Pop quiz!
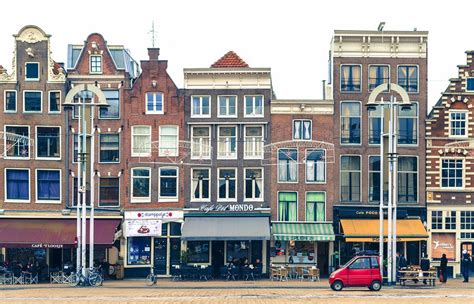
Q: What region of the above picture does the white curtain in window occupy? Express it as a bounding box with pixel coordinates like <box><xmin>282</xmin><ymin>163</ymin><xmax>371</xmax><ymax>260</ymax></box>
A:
<box><xmin>278</xmin><ymin>160</ymin><xmax>287</xmax><ymax>181</ymax></box>
<box><xmin>289</xmin><ymin>160</ymin><xmax>297</xmax><ymax>181</ymax></box>
<box><xmin>316</xmin><ymin>160</ymin><xmax>325</xmax><ymax>182</ymax></box>
<box><xmin>294</xmin><ymin>121</ymin><xmax>301</xmax><ymax>139</ymax></box>
<box><xmin>306</xmin><ymin>160</ymin><xmax>315</xmax><ymax>181</ymax></box>
<box><xmin>303</xmin><ymin>121</ymin><xmax>311</xmax><ymax>139</ymax></box>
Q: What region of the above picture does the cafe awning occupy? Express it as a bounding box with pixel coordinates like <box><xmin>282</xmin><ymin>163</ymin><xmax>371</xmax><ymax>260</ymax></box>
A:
<box><xmin>0</xmin><ymin>218</ymin><xmax>121</xmax><ymax>248</ymax></box>
<box><xmin>341</xmin><ymin>219</ymin><xmax>428</xmax><ymax>242</ymax></box>
<box><xmin>272</xmin><ymin>223</ymin><xmax>335</xmax><ymax>241</ymax></box>
<box><xmin>181</xmin><ymin>217</ymin><xmax>270</xmax><ymax>241</ymax></box>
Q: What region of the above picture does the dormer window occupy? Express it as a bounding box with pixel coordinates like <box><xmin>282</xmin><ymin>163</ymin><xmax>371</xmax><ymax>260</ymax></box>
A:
<box><xmin>90</xmin><ymin>55</ymin><xmax>102</xmax><ymax>74</ymax></box>
<box><xmin>25</xmin><ymin>63</ymin><xmax>39</xmax><ymax>81</ymax></box>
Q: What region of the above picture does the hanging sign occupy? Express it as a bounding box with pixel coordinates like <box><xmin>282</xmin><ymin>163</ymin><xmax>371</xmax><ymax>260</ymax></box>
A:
<box><xmin>124</xmin><ymin>219</ymin><xmax>162</xmax><ymax>237</ymax></box>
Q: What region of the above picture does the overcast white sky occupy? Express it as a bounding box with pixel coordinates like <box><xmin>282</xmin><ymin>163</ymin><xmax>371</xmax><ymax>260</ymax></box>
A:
<box><xmin>1</xmin><ymin>0</ymin><xmax>473</xmax><ymax>110</ymax></box>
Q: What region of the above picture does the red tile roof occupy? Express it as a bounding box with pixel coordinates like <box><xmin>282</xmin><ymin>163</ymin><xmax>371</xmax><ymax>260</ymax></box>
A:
<box><xmin>211</xmin><ymin>51</ymin><xmax>249</xmax><ymax>68</ymax></box>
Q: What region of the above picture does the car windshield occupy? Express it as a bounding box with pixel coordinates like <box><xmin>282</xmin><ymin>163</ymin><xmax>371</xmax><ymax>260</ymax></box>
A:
<box><xmin>342</xmin><ymin>256</ymin><xmax>358</xmax><ymax>268</ymax></box>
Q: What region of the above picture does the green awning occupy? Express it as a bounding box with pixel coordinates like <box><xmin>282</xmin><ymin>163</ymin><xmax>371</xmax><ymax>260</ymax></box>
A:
<box><xmin>272</xmin><ymin>222</ymin><xmax>335</xmax><ymax>241</ymax></box>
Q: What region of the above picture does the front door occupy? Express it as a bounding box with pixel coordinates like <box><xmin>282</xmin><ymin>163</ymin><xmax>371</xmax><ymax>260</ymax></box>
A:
<box><xmin>211</xmin><ymin>241</ymin><xmax>225</xmax><ymax>278</ymax></box>
<box><xmin>153</xmin><ymin>238</ymin><xmax>167</xmax><ymax>275</ymax></box>
<box><xmin>347</xmin><ymin>257</ymin><xmax>372</xmax><ymax>286</ymax></box>
<box><xmin>317</xmin><ymin>242</ymin><xmax>329</xmax><ymax>276</ymax></box>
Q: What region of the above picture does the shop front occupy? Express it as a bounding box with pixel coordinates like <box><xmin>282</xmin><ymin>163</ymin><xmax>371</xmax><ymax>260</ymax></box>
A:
<box><xmin>181</xmin><ymin>212</ymin><xmax>271</xmax><ymax>277</ymax></box>
<box><xmin>270</xmin><ymin>222</ymin><xmax>335</xmax><ymax>276</ymax></box>
<box><xmin>0</xmin><ymin>217</ymin><xmax>121</xmax><ymax>281</ymax></box>
<box><xmin>123</xmin><ymin>210</ymin><xmax>183</xmax><ymax>278</ymax></box>
<box><xmin>333</xmin><ymin>206</ymin><xmax>428</xmax><ymax>266</ymax></box>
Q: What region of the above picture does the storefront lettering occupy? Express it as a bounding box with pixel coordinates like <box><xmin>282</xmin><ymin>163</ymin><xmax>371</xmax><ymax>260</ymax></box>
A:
<box><xmin>125</xmin><ymin>211</ymin><xmax>184</xmax><ymax>220</ymax></box>
<box><xmin>199</xmin><ymin>203</ymin><xmax>254</xmax><ymax>213</ymax></box>
<box><xmin>31</xmin><ymin>243</ymin><xmax>63</xmax><ymax>249</ymax></box>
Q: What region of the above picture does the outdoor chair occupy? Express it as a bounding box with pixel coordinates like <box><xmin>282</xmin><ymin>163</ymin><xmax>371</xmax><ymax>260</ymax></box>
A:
<box><xmin>22</xmin><ymin>272</ymin><xmax>38</xmax><ymax>284</ymax></box>
<box><xmin>219</xmin><ymin>266</ymin><xmax>230</xmax><ymax>280</ymax></box>
<box><xmin>278</xmin><ymin>267</ymin><xmax>289</xmax><ymax>281</ymax></box>
<box><xmin>12</xmin><ymin>268</ymin><xmax>23</xmax><ymax>285</ymax></box>
<box><xmin>198</xmin><ymin>266</ymin><xmax>212</xmax><ymax>281</ymax></box>
<box><xmin>252</xmin><ymin>266</ymin><xmax>262</xmax><ymax>280</ymax></box>
<box><xmin>270</xmin><ymin>268</ymin><xmax>279</xmax><ymax>281</ymax></box>
<box><xmin>50</xmin><ymin>271</ymin><xmax>64</xmax><ymax>284</ymax></box>
<box><xmin>241</xmin><ymin>266</ymin><xmax>254</xmax><ymax>281</ymax></box>
<box><xmin>309</xmin><ymin>267</ymin><xmax>320</xmax><ymax>281</ymax></box>
<box><xmin>0</xmin><ymin>272</ymin><xmax>13</xmax><ymax>285</ymax></box>
<box><xmin>229</xmin><ymin>266</ymin><xmax>239</xmax><ymax>280</ymax></box>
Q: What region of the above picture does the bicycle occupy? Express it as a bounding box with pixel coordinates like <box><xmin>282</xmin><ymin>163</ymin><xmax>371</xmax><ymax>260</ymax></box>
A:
<box><xmin>88</xmin><ymin>266</ymin><xmax>103</xmax><ymax>287</ymax></box>
<box><xmin>146</xmin><ymin>266</ymin><xmax>158</xmax><ymax>286</ymax></box>
<box><xmin>68</xmin><ymin>268</ymin><xmax>87</xmax><ymax>287</ymax></box>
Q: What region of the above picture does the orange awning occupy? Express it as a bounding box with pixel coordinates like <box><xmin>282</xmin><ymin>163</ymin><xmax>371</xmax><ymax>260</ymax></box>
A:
<box><xmin>341</xmin><ymin>219</ymin><xmax>428</xmax><ymax>243</ymax></box>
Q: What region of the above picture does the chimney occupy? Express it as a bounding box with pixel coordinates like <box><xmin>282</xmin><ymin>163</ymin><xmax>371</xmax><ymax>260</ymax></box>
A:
<box><xmin>147</xmin><ymin>48</ymin><xmax>160</xmax><ymax>60</ymax></box>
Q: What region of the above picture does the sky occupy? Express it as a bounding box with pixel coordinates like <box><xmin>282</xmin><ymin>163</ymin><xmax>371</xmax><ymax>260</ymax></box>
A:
<box><xmin>1</xmin><ymin>0</ymin><xmax>473</xmax><ymax>111</ymax></box>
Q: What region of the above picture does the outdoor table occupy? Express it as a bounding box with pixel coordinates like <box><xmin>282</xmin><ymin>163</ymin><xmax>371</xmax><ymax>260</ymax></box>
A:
<box><xmin>398</xmin><ymin>270</ymin><xmax>437</xmax><ymax>286</ymax></box>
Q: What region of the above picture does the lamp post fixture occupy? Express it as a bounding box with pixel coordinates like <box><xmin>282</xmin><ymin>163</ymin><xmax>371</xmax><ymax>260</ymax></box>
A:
<box><xmin>367</xmin><ymin>83</ymin><xmax>411</xmax><ymax>285</ymax></box>
<box><xmin>64</xmin><ymin>84</ymin><xmax>108</xmax><ymax>282</ymax></box>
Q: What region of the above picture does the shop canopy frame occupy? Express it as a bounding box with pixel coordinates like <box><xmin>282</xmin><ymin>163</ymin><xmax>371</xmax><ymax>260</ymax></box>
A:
<box><xmin>272</xmin><ymin>222</ymin><xmax>335</xmax><ymax>241</ymax></box>
<box><xmin>340</xmin><ymin>219</ymin><xmax>428</xmax><ymax>242</ymax></box>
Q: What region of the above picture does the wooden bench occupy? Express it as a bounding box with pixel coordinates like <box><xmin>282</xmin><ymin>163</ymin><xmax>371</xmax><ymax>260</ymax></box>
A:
<box><xmin>398</xmin><ymin>270</ymin><xmax>437</xmax><ymax>287</ymax></box>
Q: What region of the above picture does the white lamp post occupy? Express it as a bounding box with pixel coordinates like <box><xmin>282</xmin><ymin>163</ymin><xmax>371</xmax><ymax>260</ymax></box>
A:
<box><xmin>367</xmin><ymin>83</ymin><xmax>411</xmax><ymax>285</ymax></box>
<box><xmin>64</xmin><ymin>84</ymin><xmax>108</xmax><ymax>282</ymax></box>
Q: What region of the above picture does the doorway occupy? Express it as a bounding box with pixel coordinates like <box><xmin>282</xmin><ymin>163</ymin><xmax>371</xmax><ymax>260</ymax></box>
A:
<box><xmin>317</xmin><ymin>242</ymin><xmax>329</xmax><ymax>276</ymax></box>
<box><xmin>153</xmin><ymin>238</ymin><xmax>167</xmax><ymax>275</ymax></box>
<box><xmin>211</xmin><ymin>241</ymin><xmax>225</xmax><ymax>278</ymax></box>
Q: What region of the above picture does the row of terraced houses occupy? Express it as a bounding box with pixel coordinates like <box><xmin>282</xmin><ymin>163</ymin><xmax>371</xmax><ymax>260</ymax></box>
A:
<box><xmin>0</xmin><ymin>25</ymin><xmax>473</xmax><ymax>280</ymax></box>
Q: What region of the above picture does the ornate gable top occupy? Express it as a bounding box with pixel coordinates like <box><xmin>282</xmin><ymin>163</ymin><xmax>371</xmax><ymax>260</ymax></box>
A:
<box><xmin>211</xmin><ymin>51</ymin><xmax>249</xmax><ymax>68</ymax></box>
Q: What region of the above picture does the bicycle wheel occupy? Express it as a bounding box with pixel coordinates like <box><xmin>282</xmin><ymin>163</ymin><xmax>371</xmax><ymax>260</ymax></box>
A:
<box><xmin>68</xmin><ymin>274</ymin><xmax>79</xmax><ymax>287</ymax></box>
<box><xmin>146</xmin><ymin>274</ymin><xmax>156</xmax><ymax>286</ymax></box>
<box><xmin>89</xmin><ymin>273</ymin><xmax>103</xmax><ymax>287</ymax></box>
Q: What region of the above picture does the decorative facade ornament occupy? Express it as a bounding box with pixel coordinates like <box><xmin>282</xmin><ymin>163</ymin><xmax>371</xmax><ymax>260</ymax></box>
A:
<box><xmin>16</xmin><ymin>27</ymin><xmax>48</xmax><ymax>44</ymax></box>
<box><xmin>48</xmin><ymin>57</ymin><xmax>66</xmax><ymax>82</ymax></box>
<box><xmin>0</xmin><ymin>51</ymin><xmax>17</xmax><ymax>82</ymax></box>
<box><xmin>25</xmin><ymin>47</ymin><xmax>35</xmax><ymax>57</ymax></box>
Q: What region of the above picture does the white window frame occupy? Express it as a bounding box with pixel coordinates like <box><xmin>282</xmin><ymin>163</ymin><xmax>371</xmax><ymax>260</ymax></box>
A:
<box><xmin>4</xmin><ymin>90</ymin><xmax>17</xmax><ymax>113</ymax></box>
<box><xmin>159</xmin><ymin>125</ymin><xmax>179</xmax><ymax>157</ymax></box>
<box><xmin>99</xmin><ymin>90</ymin><xmax>120</xmax><ymax>120</ymax></box>
<box><xmin>146</xmin><ymin>92</ymin><xmax>164</xmax><ymax>114</ymax></box>
<box><xmin>48</xmin><ymin>90</ymin><xmax>61</xmax><ymax>114</ymax></box>
<box><xmin>217</xmin><ymin>168</ymin><xmax>237</xmax><ymax>202</ymax></box>
<box><xmin>440</xmin><ymin>157</ymin><xmax>464</xmax><ymax>189</ymax></box>
<box><xmin>397</xmin><ymin>101</ymin><xmax>419</xmax><ymax>146</ymax></box>
<box><xmin>244</xmin><ymin>168</ymin><xmax>264</xmax><ymax>202</ymax></box>
<box><xmin>217</xmin><ymin>125</ymin><xmax>237</xmax><ymax>159</ymax></box>
<box><xmin>397</xmin><ymin>64</ymin><xmax>419</xmax><ymax>94</ymax></box>
<box><xmin>191</xmin><ymin>126</ymin><xmax>211</xmax><ymax>160</ymax></box>
<box><xmin>131</xmin><ymin>167</ymin><xmax>151</xmax><ymax>203</ymax></box>
<box><xmin>277</xmin><ymin>148</ymin><xmax>298</xmax><ymax>183</ymax></box>
<box><xmin>340</xmin><ymin>154</ymin><xmax>362</xmax><ymax>202</ymax></box>
<box><xmin>244</xmin><ymin>95</ymin><xmax>264</xmax><ymax>117</ymax></box>
<box><xmin>89</xmin><ymin>55</ymin><xmax>102</xmax><ymax>74</ymax></box>
<box><xmin>368</xmin><ymin>154</ymin><xmax>381</xmax><ymax>203</ymax></box>
<box><xmin>339</xmin><ymin>64</ymin><xmax>362</xmax><ymax>93</ymax></box>
<box><xmin>305</xmin><ymin>149</ymin><xmax>326</xmax><ymax>184</ymax></box>
<box><xmin>397</xmin><ymin>155</ymin><xmax>419</xmax><ymax>203</ymax></box>
<box><xmin>340</xmin><ymin>100</ymin><xmax>362</xmax><ymax>146</ymax></box>
<box><xmin>305</xmin><ymin>191</ymin><xmax>326</xmax><ymax>222</ymax></box>
<box><xmin>4</xmin><ymin>168</ymin><xmax>30</xmax><ymax>203</ymax></box>
<box><xmin>25</xmin><ymin>62</ymin><xmax>40</xmax><ymax>81</ymax></box>
<box><xmin>217</xmin><ymin>95</ymin><xmax>238</xmax><ymax>118</ymax></box>
<box><xmin>191</xmin><ymin>95</ymin><xmax>211</xmax><ymax>118</ymax></box>
<box><xmin>99</xmin><ymin>133</ymin><xmax>120</xmax><ymax>163</ymax></box>
<box><xmin>293</xmin><ymin>119</ymin><xmax>312</xmax><ymax>141</ymax></box>
<box><xmin>4</xmin><ymin>125</ymin><xmax>30</xmax><ymax>160</ymax></box>
<box><xmin>243</xmin><ymin>125</ymin><xmax>264</xmax><ymax>159</ymax></box>
<box><xmin>98</xmin><ymin>177</ymin><xmax>121</xmax><ymax>208</ymax></box>
<box><xmin>277</xmin><ymin>191</ymin><xmax>298</xmax><ymax>222</ymax></box>
<box><xmin>158</xmin><ymin>166</ymin><xmax>179</xmax><ymax>202</ymax></box>
<box><xmin>448</xmin><ymin>110</ymin><xmax>468</xmax><ymax>139</ymax></box>
<box><xmin>23</xmin><ymin>90</ymin><xmax>43</xmax><ymax>113</ymax></box>
<box><xmin>131</xmin><ymin>126</ymin><xmax>152</xmax><ymax>157</ymax></box>
<box><xmin>35</xmin><ymin>126</ymin><xmax>61</xmax><ymax>160</ymax></box>
<box><xmin>35</xmin><ymin>168</ymin><xmax>61</xmax><ymax>204</ymax></box>
<box><xmin>191</xmin><ymin>168</ymin><xmax>211</xmax><ymax>202</ymax></box>
<box><xmin>368</xmin><ymin>64</ymin><xmax>390</xmax><ymax>92</ymax></box>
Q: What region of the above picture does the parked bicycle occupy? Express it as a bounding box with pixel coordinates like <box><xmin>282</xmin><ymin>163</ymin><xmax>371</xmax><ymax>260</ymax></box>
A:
<box><xmin>146</xmin><ymin>266</ymin><xmax>158</xmax><ymax>286</ymax></box>
<box><xmin>68</xmin><ymin>266</ymin><xmax>103</xmax><ymax>287</ymax></box>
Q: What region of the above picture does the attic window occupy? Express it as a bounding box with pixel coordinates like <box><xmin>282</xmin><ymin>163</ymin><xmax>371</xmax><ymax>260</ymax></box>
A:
<box><xmin>467</xmin><ymin>78</ymin><xmax>474</xmax><ymax>92</ymax></box>
<box><xmin>25</xmin><ymin>63</ymin><xmax>39</xmax><ymax>80</ymax></box>
<box><xmin>90</xmin><ymin>55</ymin><xmax>102</xmax><ymax>74</ymax></box>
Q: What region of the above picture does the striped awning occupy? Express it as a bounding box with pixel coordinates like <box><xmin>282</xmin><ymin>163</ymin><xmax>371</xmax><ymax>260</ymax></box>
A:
<box><xmin>272</xmin><ymin>223</ymin><xmax>335</xmax><ymax>241</ymax></box>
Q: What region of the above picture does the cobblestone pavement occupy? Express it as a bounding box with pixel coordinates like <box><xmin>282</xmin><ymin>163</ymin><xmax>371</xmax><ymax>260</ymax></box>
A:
<box><xmin>1</xmin><ymin>279</ymin><xmax>473</xmax><ymax>303</ymax></box>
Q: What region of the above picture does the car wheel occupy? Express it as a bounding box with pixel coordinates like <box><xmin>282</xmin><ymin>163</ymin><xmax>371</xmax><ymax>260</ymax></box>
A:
<box><xmin>370</xmin><ymin>280</ymin><xmax>382</xmax><ymax>291</ymax></box>
<box><xmin>331</xmin><ymin>280</ymin><xmax>343</xmax><ymax>291</ymax></box>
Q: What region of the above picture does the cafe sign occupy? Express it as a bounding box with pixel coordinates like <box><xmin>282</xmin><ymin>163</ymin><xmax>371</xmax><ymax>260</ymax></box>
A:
<box><xmin>199</xmin><ymin>203</ymin><xmax>255</xmax><ymax>213</ymax></box>
<box><xmin>31</xmin><ymin>243</ymin><xmax>63</xmax><ymax>249</ymax></box>
<box><xmin>431</xmin><ymin>233</ymin><xmax>456</xmax><ymax>261</ymax></box>
<box><xmin>125</xmin><ymin>211</ymin><xmax>183</xmax><ymax>221</ymax></box>
<box><xmin>124</xmin><ymin>219</ymin><xmax>162</xmax><ymax>237</ymax></box>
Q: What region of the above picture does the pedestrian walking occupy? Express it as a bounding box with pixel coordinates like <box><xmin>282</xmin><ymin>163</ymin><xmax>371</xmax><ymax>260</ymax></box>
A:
<box><xmin>461</xmin><ymin>250</ymin><xmax>471</xmax><ymax>283</ymax></box>
<box><xmin>439</xmin><ymin>253</ymin><xmax>448</xmax><ymax>283</ymax></box>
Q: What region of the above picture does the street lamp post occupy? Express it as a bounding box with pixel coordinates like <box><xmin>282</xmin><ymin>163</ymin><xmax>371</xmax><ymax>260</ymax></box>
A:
<box><xmin>367</xmin><ymin>83</ymin><xmax>411</xmax><ymax>285</ymax></box>
<box><xmin>64</xmin><ymin>84</ymin><xmax>108</xmax><ymax>283</ymax></box>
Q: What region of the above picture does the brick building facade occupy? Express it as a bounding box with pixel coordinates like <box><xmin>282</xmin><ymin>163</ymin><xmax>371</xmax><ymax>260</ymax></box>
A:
<box><xmin>330</xmin><ymin>30</ymin><xmax>429</xmax><ymax>265</ymax></box>
<box><xmin>426</xmin><ymin>50</ymin><xmax>474</xmax><ymax>277</ymax></box>
<box><xmin>269</xmin><ymin>99</ymin><xmax>335</xmax><ymax>275</ymax></box>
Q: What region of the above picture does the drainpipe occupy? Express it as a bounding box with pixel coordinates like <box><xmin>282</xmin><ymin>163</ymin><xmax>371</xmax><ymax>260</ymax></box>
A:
<box><xmin>65</xmin><ymin>107</ymin><xmax>70</xmax><ymax>208</ymax></box>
